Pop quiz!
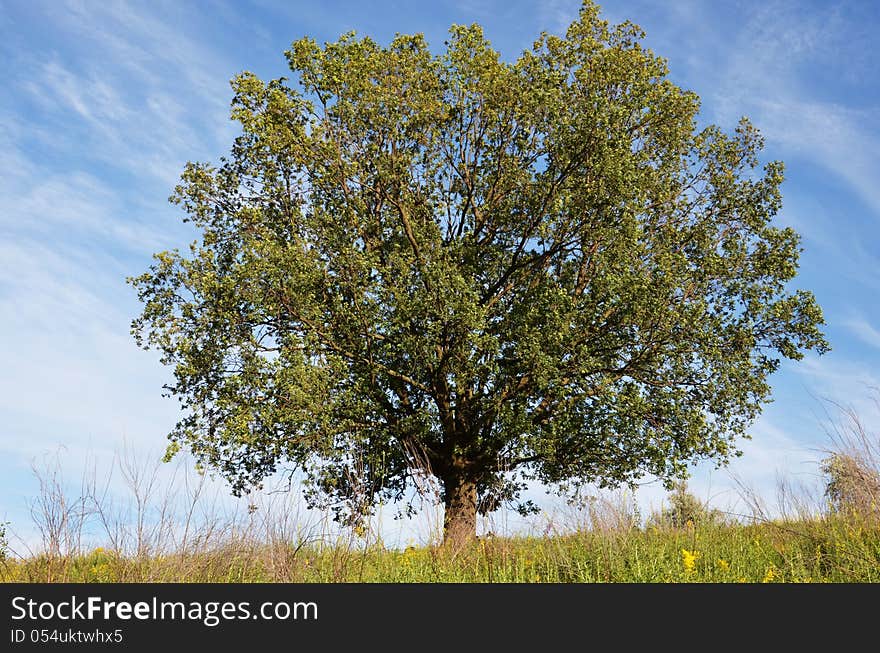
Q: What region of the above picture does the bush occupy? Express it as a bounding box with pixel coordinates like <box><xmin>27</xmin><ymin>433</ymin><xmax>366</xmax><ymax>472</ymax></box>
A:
<box><xmin>821</xmin><ymin>453</ymin><xmax>880</xmax><ymax>519</ymax></box>
<box><xmin>0</xmin><ymin>522</ymin><xmax>8</xmax><ymax>563</ymax></box>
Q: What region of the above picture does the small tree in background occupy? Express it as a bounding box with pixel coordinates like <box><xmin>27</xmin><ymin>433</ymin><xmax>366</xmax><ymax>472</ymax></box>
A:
<box><xmin>131</xmin><ymin>0</ymin><xmax>828</xmax><ymax>544</ymax></box>
<box><xmin>649</xmin><ymin>481</ymin><xmax>722</xmax><ymax>528</ymax></box>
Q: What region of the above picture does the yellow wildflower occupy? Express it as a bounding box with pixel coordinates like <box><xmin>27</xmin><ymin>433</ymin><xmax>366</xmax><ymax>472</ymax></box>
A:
<box><xmin>90</xmin><ymin>562</ymin><xmax>112</xmax><ymax>582</ymax></box>
<box><xmin>717</xmin><ymin>558</ymin><xmax>729</xmax><ymax>571</ymax></box>
<box><xmin>762</xmin><ymin>567</ymin><xmax>777</xmax><ymax>583</ymax></box>
<box><xmin>681</xmin><ymin>549</ymin><xmax>700</xmax><ymax>575</ymax></box>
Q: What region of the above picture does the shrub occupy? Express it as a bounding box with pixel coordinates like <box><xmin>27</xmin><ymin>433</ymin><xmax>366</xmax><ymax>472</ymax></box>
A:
<box><xmin>0</xmin><ymin>522</ymin><xmax>8</xmax><ymax>563</ymax></box>
<box><xmin>821</xmin><ymin>453</ymin><xmax>880</xmax><ymax>518</ymax></box>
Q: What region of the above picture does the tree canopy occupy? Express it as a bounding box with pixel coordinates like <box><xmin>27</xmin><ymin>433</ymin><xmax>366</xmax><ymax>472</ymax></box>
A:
<box><xmin>130</xmin><ymin>1</ymin><xmax>828</xmax><ymax>543</ymax></box>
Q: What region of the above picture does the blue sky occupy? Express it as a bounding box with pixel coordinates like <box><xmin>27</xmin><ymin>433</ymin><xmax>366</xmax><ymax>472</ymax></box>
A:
<box><xmin>2</xmin><ymin>0</ymin><xmax>879</xmax><ymax>545</ymax></box>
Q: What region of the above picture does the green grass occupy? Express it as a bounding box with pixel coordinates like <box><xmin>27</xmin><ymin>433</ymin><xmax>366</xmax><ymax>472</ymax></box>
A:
<box><xmin>4</xmin><ymin>515</ymin><xmax>879</xmax><ymax>583</ymax></box>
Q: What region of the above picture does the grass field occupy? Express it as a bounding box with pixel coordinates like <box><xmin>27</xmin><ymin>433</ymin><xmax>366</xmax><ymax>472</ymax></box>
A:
<box><xmin>3</xmin><ymin>514</ymin><xmax>879</xmax><ymax>583</ymax></box>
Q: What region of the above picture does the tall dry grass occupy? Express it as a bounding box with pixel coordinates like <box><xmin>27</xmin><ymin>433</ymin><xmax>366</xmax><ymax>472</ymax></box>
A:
<box><xmin>3</xmin><ymin>445</ymin><xmax>360</xmax><ymax>582</ymax></box>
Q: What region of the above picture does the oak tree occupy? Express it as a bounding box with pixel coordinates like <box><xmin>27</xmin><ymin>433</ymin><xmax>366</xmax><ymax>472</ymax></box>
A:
<box><xmin>131</xmin><ymin>2</ymin><xmax>828</xmax><ymax>544</ymax></box>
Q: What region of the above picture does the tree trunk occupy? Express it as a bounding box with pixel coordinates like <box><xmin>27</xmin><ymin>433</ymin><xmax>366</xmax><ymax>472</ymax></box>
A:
<box><xmin>443</xmin><ymin>474</ymin><xmax>477</xmax><ymax>546</ymax></box>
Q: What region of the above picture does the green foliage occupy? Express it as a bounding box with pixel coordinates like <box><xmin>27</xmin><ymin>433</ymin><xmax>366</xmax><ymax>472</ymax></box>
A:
<box><xmin>648</xmin><ymin>481</ymin><xmax>723</xmax><ymax>528</ymax></box>
<box><xmin>130</xmin><ymin>0</ymin><xmax>828</xmax><ymax>534</ymax></box>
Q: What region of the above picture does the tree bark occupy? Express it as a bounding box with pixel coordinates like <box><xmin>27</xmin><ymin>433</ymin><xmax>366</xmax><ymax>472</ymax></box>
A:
<box><xmin>443</xmin><ymin>474</ymin><xmax>477</xmax><ymax>546</ymax></box>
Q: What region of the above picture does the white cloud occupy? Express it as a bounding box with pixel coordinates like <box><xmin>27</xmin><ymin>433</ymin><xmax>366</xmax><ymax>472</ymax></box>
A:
<box><xmin>6</xmin><ymin>1</ymin><xmax>241</xmax><ymax>191</ymax></box>
<box><xmin>844</xmin><ymin>317</ymin><xmax>880</xmax><ymax>350</ymax></box>
<box><xmin>33</xmin><ymin>59</ymin><xmax>131</xmax><ymax>124</ymax></box>
<box><xmin>748</xmin><ymin>99</ymin><xmax>880</xmax><ymax>215</ymax></box>
<box><xmin>793</xmin><ymin>355</ymin><xmax>880</xmax><ymax>433</ymax></box>
<box><xmin>0</xmin><ymin>0</ymin><xmax>236</xmax><ymax>541</ymax></box>
<box><xmin>706</xmin><ymin>2</ymin><xmax>880</xmax><ymax>216</ymax></box>
<box><xmin>536</xmin><ymin>0</ymin><xmax>581</xmax><ymax>34</ymax></box>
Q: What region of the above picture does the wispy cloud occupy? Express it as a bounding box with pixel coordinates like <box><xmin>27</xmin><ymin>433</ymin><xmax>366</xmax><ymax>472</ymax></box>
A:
<box><xmin>843</xmin><ymin>317</ymin><xmax>880</xmax><ymax>350</ymax></box>
<box><xmin>535</xmin><ymin>0</ymin><xmax>580</xmax><ymax>34</ymax></box>
<box><xmin>33</xmin><ymin>59</ymin><xmax>131</xmax><ymax>124</ymax></box>
<box><xmin>6</xmin><ymin>1</ymin><xmax>239</xmax><ymax>191</ymax></box>
<box><xmin>709</xmin><ymin>1</ymin><xmax>880</xmax><ymax>216</ymax></box>
<box><xmin>793</xmin><ymin>355</ymin><xmax>880</xmax><ymax>434</ymax></box>
<box><xmin>0</xmin><ymin>0</ymin><xmax>237</xmax><ymax>535</ymax></box>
